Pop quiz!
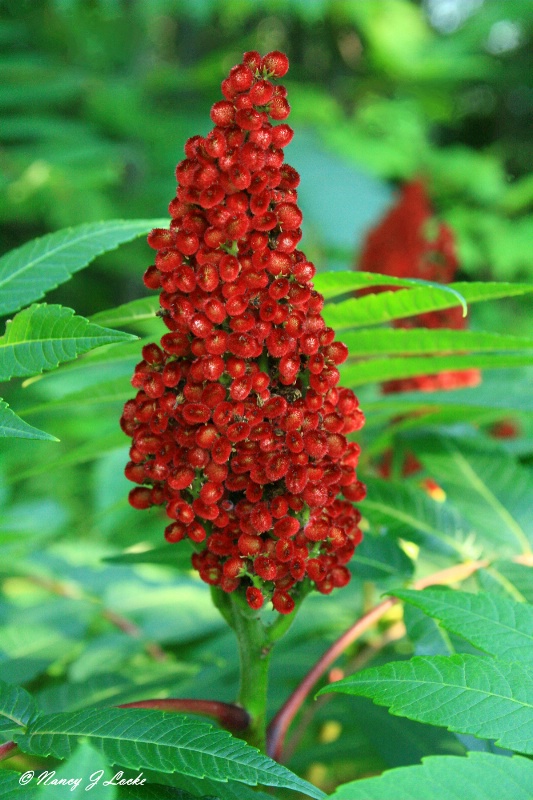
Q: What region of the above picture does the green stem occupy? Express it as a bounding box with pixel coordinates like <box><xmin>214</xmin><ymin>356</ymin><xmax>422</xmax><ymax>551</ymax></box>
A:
<box><xmin>209</xmin><ymin>585</ymin><xmax>310</xmax><ymax>752</ymax></box>
<box><xmin>229</xmin><ymin>593</ymin><xmax>272</xmax><ymax>752</ymax></box>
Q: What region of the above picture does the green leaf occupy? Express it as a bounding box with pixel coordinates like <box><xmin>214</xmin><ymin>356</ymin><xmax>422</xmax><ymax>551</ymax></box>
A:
<box><xmin>403</xmin><ymin>605</ymin><xmax>454</xmax><ymax>657</ymax></box>
<box><xmin>139</xmin><ymin>771</ymin><xmax>274</xmax><ymax>800</ymax></box>
<box><xmin>0</xmin><ymin>772</ymin><xmax>38</xmax><ymax>798</ymax></box>
<box><xmin>117</xmin><ymin>785</ymin><xmax>200</xmax><ymax>800</ymax></box>
<box><xmin>340</xmin><ymin>328</ymin><xmax>533</xmax><ymax>357</ymax></box>
<box><xmin>350</xmin><ymin>533</ymin><xmax>414</xmax><ymax>582</ymax></box>
<box><xmin>409</xmin><ymin>433</ymin><xmax>533</xmax><ymax>556</ymax></box>
<box><xmin>102</xmin><ymin>544</ymin><xmax>194</xmax><ymax>571</ymax></box>
<box><xmin>36</xmin><ymin>669</ymin><xmax>195</xmax><ymax>715</ymax></box>
<box><xmin>330</xmin><ymin>752</ymin><xmax>533</xmax><ymax>800</ymax></box>
<box><xmin>364</xmin><ymin>370</ymin><xmax>533</xmax><ymax>414</ymax></box>
<box><xmin>36</xmin><ymin>742</ymin><xmax>117</xmax><ymax>800</ymax></box>
<box><xmin>20</xmin><ymin>340</ymin><xmax>144</xmax><ymax>398</ymax></box>
<box><xmin>322</xmin><ymin>282</ymin><xmax>533</xmax><ymax>330</ymax></box>
<box><xmin>0</xmin><ymin>219</ymin><xmax>166</xmax><ymax>317</ymax></box>
<box><xmin>318</xmin><ymin>654</ymin><xmax>533</xmax><ymax>755</ymax></box>
<box><xmin>14</xmin><ymin>708</ymin><xmax>325</xmax><ymax>799</ymax></box>
<box><xmin>314</xmin><ymin>271</ymin><xmax>467</xmax><ymax>312</ymax></box>
<box><xmin>341</xmin><ymin>352</ymin><xmax>533</xmax><ymax>387</ymax></box>
<box><xmin>5</xmin><ymin>432</ymin><xmax>126</xmax><ymax>485</ymax></box>
<box><xmin>0</xmin><ymin>305</ymin><xmax>137</xmax><ymax>382</ymax></box>
<box><xmin>0</xmin><ymin>398</ymin><xmax>58</xmax><ymax>441</ymax></box>
<box><xmin>0</xmin><ymin>623</ymin><xmax>82</xmax><ymax>684</ymax></box>
<box><xmin>361</xmin><ymin>476</ymin><xmax>474</xmax><ymax>557</ymax></box>
<box><xmin>393</xmin><ymin>589</ymin><xmax>533</xmax><ymax>666</ymax></box>
<box><xmin>21</xmin><ymin>377</ymin><xmax>134</xmax><ymax>419</ymax></box>
<box><xmin>0</xmin><ymin>680</ymin><xmax>36</xmax><ymax>737</ymax></box>
<box><xmin>90</xmin><ymin>297</ymin><xmax>160</xmax><ymax>330</ymax></box>
<box><xmin>483</xmin><ymin>561</ymin><xmax>533</xmax><ymax>605</ymax></box>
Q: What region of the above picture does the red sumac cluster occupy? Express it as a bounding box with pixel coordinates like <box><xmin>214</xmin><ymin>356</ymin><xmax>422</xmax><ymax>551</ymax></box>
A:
<box><xmin>121</xmin><ymin>51</ymin><xmax>365</xmax><ymax>613</ymax></box>
<box><xmin>358</xmin><ymin>179</ymin><xmax>481</xmax><ymax>393</ymax></box>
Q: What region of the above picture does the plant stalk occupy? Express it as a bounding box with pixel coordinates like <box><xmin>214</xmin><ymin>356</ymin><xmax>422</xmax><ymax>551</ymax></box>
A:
<box><xmin>267</xmin><ymin>557</ymin><xmax>492</xmax><ymax>761</ymax></box>
<box><xmin>229</xmin><ymin>593</ymin><xmax>272</xmax><ymax>752</ymax></box>
<box><xmin>209</xmin><ymin>585</ymin><xmax>307</xmax><ymax>752</ymax></box>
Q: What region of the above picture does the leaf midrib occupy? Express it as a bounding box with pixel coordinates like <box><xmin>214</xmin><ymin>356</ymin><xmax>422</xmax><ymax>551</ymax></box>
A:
<box><xmin>0</xmin><ymin>334</ymin><xmax>125</xmax><ymax>350</ymax></box>
<box><xmin>351</xmin><ymin>674</ymin><xmax>533</xmax><ymax>711</ymax></box>
<box><xmin>1</xmin><ymin>708</ymin><xmax>31</xmax><ymax>729</ymax></box>
<box><xmin>23</xmin><ymin>715</ymin><xmax>294</xmax><ymax>776</ymax></box>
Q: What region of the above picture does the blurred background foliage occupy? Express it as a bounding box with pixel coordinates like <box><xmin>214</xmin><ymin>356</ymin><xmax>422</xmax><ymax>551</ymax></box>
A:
<box><xmin>2</xmin><ymin>0</ymin><xmax>533</xmax><ymax>300</ymax></box>
<box><xmin>1</xmin><ymin>0</ymin><xmax>533</xmax><ymax>791</ymax></box>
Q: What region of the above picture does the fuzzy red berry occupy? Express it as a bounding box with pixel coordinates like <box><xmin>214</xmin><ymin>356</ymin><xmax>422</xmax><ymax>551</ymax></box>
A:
<box><xmin>261</xmin><ymin>51</ymin><xmax>290</xmax><ymax>78</ymax></box>
<box><xmin>246</xmin><ymin>586</ymin><xmax>264</xmax><ymax>610</ymax></box>
<box><xmin>272</xmin><ymin>590</ymin><xmax>295</xmax><ymax>614</ymax></box>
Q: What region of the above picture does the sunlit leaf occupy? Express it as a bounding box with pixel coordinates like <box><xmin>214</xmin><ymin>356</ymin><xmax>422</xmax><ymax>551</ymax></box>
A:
<box><xmin>90</xmin><ymin>298</ymin><xmax>160</xmax><ymax>330</ymax></box>
<box><xmin>340</xmin><ymin>328</ymin><xmax>533</xmax><ymax>357</ymax></box>
<box><xmin>319</xmin><ymin>654</ymin><xmax>533</xmax><ymax>754</ymax></box>
<box><xmin>323</xmin><ymin>282</ymin><xmax>533</xmax><ymax>330</ymax></box>
<box><xmin>341</xmin><ymin>352</ymin><xmax>533</xmax><ymax>387</ymax></box>
<box><xmin>314</xmin><ymin>271</ymin><xmax>467</xmax><ymax>311</ymax></box>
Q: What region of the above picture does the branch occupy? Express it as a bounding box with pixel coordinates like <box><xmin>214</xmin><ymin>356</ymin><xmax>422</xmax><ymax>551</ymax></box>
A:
<box><xmin>118</xmin><ymin>698</ymin><xmax>250</xmax><ymax>733</ymax></box>
<box><xmin>266</xmin><ymin>557</ymin><xmax>490</xmax><ymax>760</ymax></box>
<box><xmin>282</xmin><ymin>620</ymin><xmax>406</xmax><ymax>763</ymax></box>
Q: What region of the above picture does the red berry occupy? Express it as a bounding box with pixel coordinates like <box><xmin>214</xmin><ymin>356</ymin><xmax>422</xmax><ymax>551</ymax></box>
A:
<box><xmin>210</xmin><ymin>100</ymin><xmax>235</xmax><ymax>127</ymax></box>
<box><xmin>128</xmin><ymin>487</ymin><xmax>152</xmax><ymax>510</ymax></box>
<box><xmin>273</xmin><ymin>517</ymin><xmax>300</xmax><ymax>538</ymax></box>
<box><xmin>164</xmin><ymin>522</ymin><xmax>187</xmax><ymax>543</ymax></box>
<box><xmin>261</xmin><ymin>51</ymin><xmax>289</xmax><ymax>78</ymax></box>
<box><xmin>254</xmin><ymin>556</ymin><xmax>277</xmax><ymax>581</ymax></box>
<box><xmin>228</xmin><ymin>64</ymin><xmax>254</xmax><ymax>92</ymax></box>
<box><xmin>272</xmin><ymin>590</ymin><xmax>294</xmax><ymax>614</ymax></box>
<box><xmin>246</xmin><ymin>586</ymin><xmax>264</xmax><ymax>610</ymax></box>
<box><xmin>269</xmin><ymin>96</ymin><xmax>290</xmax><ymax>120</ymax></box>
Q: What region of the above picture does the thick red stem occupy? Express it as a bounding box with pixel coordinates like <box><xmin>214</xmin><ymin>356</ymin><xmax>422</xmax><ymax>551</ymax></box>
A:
<box><xmin>0</xmin><ymin>741</ymin><xmax>17</xmax><ymax>762</ymax></box>
<box><xmin>266</xmin><ymin>558</ymin><xmax>490</xmax><ymax>760</ymax></box>
<box><xmin>118</xmin><ymin>698</ymin><xmax>250</xmax><ymax>732</ymax></box>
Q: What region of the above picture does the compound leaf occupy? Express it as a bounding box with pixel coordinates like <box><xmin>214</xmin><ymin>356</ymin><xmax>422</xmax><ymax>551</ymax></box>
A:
<box><xmin>330</xmin><ymin>752</ymin><xmax>533</xmax><ymax>800</ymax></box>
<box><xmin>14</xmin><ymin>708</ymin><xmax>325</xmax><ymax>799</ymax></box>
<box><xmin>394</xmin><ymin>589</ymin><xmax>533</xmax><ymax>666</ymax></box>
<box><xmin>0</xmin><ymin>219</ymin><xmax>166</xmax><ymax>317</ymax></box>
<box><xmin>0</xmin><ymin>304</ymin><xmax>136</xmax><ymax>381</ymax></box>
<box><xmin>318</xmin><ymin>654</ymin><xmax>533</xmax><ymax>755</ymax></box>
